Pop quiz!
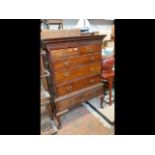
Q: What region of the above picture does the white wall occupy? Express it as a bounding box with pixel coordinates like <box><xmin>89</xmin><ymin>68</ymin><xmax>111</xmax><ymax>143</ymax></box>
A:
<box><xmin>44</xmin><ymin>19</ymin><xmax>114</xmax><ymax>33</ymax></box>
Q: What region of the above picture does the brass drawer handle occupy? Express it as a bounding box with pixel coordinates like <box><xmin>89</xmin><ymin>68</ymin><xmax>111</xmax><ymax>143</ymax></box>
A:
<box><xmin>88</xmin><ymin>48</ymin><xmax>94</xmax><ymax>53</ymax></box>
<box><xmin>89</xmin><ymin>79</ymin><xmax>95</xmax><ymax>83</ymax></box>
<box><xmin>68</xmin><ymin>48</ymin><xmax>79</xmax><ymax>52</ymax></box>
<box><xmin>74</xmin><ymin>48</ymin><xmax>79</xmax><ymax>51</ymax></box>
<box><xmin>64</xmin><ymin>72</ymin><xmax>70</xmax><ymax>77</ymax></box>
<box><xmin>66</xmin><ymin>86</ymin><xmax>72</xmax><ymax>91</ymax></box>
<box><xmin>90</xmin><ymin>56</ymin><xmax>94</xmax><ymax>61</ymax></box>
<box><xmin>62</xmin><ymin>52</ymin><xmax>68</xmax><ymax>57</ymax></box>
<box><xmin>73</xmin><ymin>48</ymin><xmax>80</xmax><ymax>56</ymax></box>
<box><xmin>68</xmin><ymin>99</ymin><xmax>74</xmax><ymax>104</ymax></box>
<box><xmin>64</xmin><ymin>61</ymin><xmax>69</xmax><ymax>66</ymax></box>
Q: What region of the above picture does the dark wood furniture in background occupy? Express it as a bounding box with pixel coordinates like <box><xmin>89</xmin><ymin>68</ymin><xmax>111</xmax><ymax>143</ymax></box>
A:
<box><xmin>41</xmin><ymin>51</ymin><xmax>57</xmax><ymax>134</ymax></box>
<box><xmin>101</xmin><ymin>56</ymin><xmax>114</xmax><ymax>108</ymax></box>
<box><xmin>41</xmin><ymin>35</ymin><xmax>106</xmax><ymax>129</ymax></box>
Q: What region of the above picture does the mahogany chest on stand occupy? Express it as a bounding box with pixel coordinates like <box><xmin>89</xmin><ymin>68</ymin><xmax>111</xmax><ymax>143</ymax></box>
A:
<box><xmin>41</xmin><ymin>35</ymin><xmax>106</xmax><ymax>129</ymax></box>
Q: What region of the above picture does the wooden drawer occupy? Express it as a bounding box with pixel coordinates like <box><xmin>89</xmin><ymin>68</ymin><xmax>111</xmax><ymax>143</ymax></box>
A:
<box><xmin>56</xmin><ymin>84</ymin><xmax>103</xmax><ymax>112</ymax></box>
<box><xmin>50</xmin><ymin>44</ymin><xmax>101</xmax><ymax>61</ymax></box>
<box><xmin>56</xmin><ymin>75</ymin><xmax>101</xmax><ymax>96</ymax></box>
<box><xmin>54</xmin><ymin>62</ymin><xmax>101</xmax><ymax>84</ymax></box>
<box><xmin>53</xmin><ymin>53</ymin><xmax>101</xmax><ymax>71</ymax></box>
<box><xmin>50</xmin><ymin>47</ymin><xmax>80</xmax><ymax>61</ymax></box>
<box><xmin>79</xmin><ymin>43</ymin><xmax>101</xmax><ymax>55</ymax></box>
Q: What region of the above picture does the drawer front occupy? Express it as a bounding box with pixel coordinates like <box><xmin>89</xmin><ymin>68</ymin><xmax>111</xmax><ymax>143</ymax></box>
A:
<box><xmin>50</xmin><ymin>47</ymin><xmax>80</xmax><ymax>61</ymax></box>
<box><xmin>56</xmin><ymin>95</ymin><xmax>83</xmax><ymax>112</ymax></box>
<box><xmin>50</xmin><ymin>44</ymin><xmax>101</xmax><ymax>61</ymax></box>
<box><xmin>53</xmin><ymin>53</ymin><xmax>101</xmax><ymax>71</ymax></box>
<box><xmin>80</xmin><ymin>43</ymin><xmax>101</xmax><ymax>55</ymax></box>
<box><xmin>56</xmin><ymin>84</ymin><xmax>103</xmax><ymax>112</ymax></box>
<box><xmin>56</xmin><ymin>75</ymin><xmax>101</xmax><ymax>96</ymax></box>
<box><xmin>54</xmin><ymin>62</ymin><xmax>101</xmax><ymax>84</ymax></box>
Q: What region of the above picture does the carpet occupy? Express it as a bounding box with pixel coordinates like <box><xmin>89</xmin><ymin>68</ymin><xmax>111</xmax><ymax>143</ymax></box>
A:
<box><xmin>87</xmin><ymin>96</ymin><xmax>115</xmax><ymax>125</ymax></box>
<box><xmin>56</xmin><ymin>104</ymin><xmax>113</xmax><ymax>135</ymax></box>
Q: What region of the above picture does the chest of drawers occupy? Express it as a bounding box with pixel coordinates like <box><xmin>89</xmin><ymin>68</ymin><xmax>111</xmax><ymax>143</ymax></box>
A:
<box><xmin>41</xmin><ymin>35</ymin><xmax>106</xmax><ymax>129</ymax></box>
